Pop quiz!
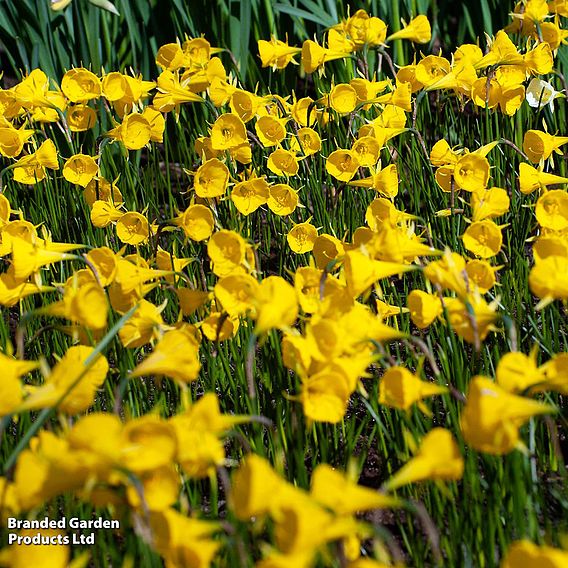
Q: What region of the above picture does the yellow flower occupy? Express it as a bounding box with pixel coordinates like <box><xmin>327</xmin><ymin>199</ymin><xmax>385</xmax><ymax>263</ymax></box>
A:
<box><xmin>414</xmin><ymin>55</ymin><xmax>451</xmax><ymax>87</ymax></box>
<box><xmin>0</xmin><ymin>529</ymin><xmax>70</xmax><ymax>567</ymax></box>
<box><xmin>253</xmin><ymin>276</ymin><xmax>298</xmax><ymax>333</ymax></box>
<box><xmin>326</xmin><ymin>149</ymin><xmax>360</xmax><ymax>182</ymax></box>
<box><xmin>90</xmin><ymin>200</ymin><xmax>124</xmax><ymax>228</ymax></box>
<box><xmin>453</xmin><ymin>153</ymin><xmax>490</xmax><ymax>192</ymax></box>
<box><xmin>301</xmin><ymin>367</ymin><xmax>352</xmax><ymax>423</ymax></box>
<box><xmin>231</xmin><ymin>177</ymin><xmax>270</xmax><ymax>215</ymax></box>
<box><xmin>178</xmin><ymin>203</ymin><xmax>214</xmax><ymax>241</ymax></box>
<box><xmin>519</xmin><ymin>162</ymin><xmax>568</xmax><ymax>194</ymax></box>
<box><xmin>529</xmin><ymin>255</ymin><xmax>568</xmax><ymax>301</ymax></box>
<box><xmin>200</xmin><ymin>311</ymin><xmax>239</xmax><ymax>341</ymax></box>
<box><xmin>474</xmin><ymin>30</ymin><xmax>524</xmax><ymax>69</ymax></box>
<box><xmin>10</xmin><ymin>236</ymin><xmax>80</xmax><ymax>280</ymax></box>
<box><xmin>462</xmin><ymin>220</ymin><xmax>503</xmax><ymax>258</ymax></box>
<box><xmin>349</xmin><ymin>163</ymin><xmax>399</xmax><ymax>197</ymax></box>
<box><xmin>329</xmin><ymin>83</ymin><xmax>358</xmax><ymax>113</ymax></box>
<box><xmin>535</xmin><ymin>189</ymin><xmax>568</xmax><ymax>230</ymax></box>
<box><xmin>107</xmin><ymin>113</ymin><xmax>152</xmax><ymax>150</ymax></box>
<box><xmin>255</xmin><ymin>115</ymin><xmax>288</xmax><ymax>147</ymax></box>
<box><xmin>351</xmin><ymin>136</ymin><xmax>381</xmax><ymax>167</ymax></box>
<box><xmin>311</xmin><ymin>464</ymin><xmax>399</xmax><ymax>514</ymax></box>
<box><xmin>496</xmin><ymin>350</ymin><xmax>545</xmax><ymax>393</ymax></box>
<box><xmin>12</xmin><ymin>139</ymin><xmax>59</xmax><ymax>185</ymax></box>
<box><xmin>343</xmin><ymin>249</ymin><xmax>415</xmax><ymax>298</ymax></box>
<box><xmin>258</xmin><ymin>37</ymin><xmax>301</xmax><ymax>70</ymax></box>
<box><xmin>193</xmin><ymin>157</ymin><xmax>229</xmax><ymax>198</ymax></box>
<box><xmin>523</xmin><ymin>42</ymin><xmax>554</xmax><ymax>75</ymax></box>
<box><xmin>61</xmin><ymin>67</ymin><xmax>101</xmax><ymax>102</ymax></box>
<box><xmin>66</xmin><ymin>103</ymin><xmax>97</xmax><ymax>131</ymax></box>
<box><xmin>45</xmin><ymin>276</ymin><xmax>108</xmax><ymax>331</ymax></box>
<box><xmin>287</xmin><ymin>220</ymin><xmax>318</xmax><ymax>253</ymax></box>
<box><xmin>501</xmin><ymin>540</ymin><xmax>568</xmax><ymax>568</ymax></box>
<box><xmin>387</xmin><ymin>15</ymin><xmax>432</xmax><ymax>44</ymax></box>
<box><xmin>461</xmin><ymin>376</ymin><xmax>555</xmax><ymax>454</ymax></box>
<box><xmin>312</xmin><ymin>234</ymin><xmax>344</xmax><ymax>269</ymax></box>
<box><xmin>231</xmin><ymin>454</ymin><xmax>287</xmax><ymax>520</ymax></box>
<box><xmin>214</xmin><ymin>273</ymin><xmax>260</xmax><ymax>317</ymax></box>
<box><xmin>19</xmin><ymin>345</ymin><xmax>109</xmax><ymax>414</ymax></box>
<box><xmin>152</xmin><ymin>70</ymin><xmax>204</xmax><ymax>112</ymax></box>
<box><xmin>210</xmin><ymin>113</ymin><xmax>247</xmax><ymax>150</ymax></box>
<box><xmin>471</xmin><ymin>186</ymin><xmax>510</xmax><ymax>220</ymax></box>
<box><xmin>116</xmin><ymin>212</ymin><xmax>150</xmax><ymax>245</ymax></box>
<box><xmin>62</xmin><ymin>153</ymin><xmax>98</xmax><ymax>187</ymax></box>
<box><xmin>383</xmin><ymin>428</ymin><xmax>464</xmax><ymax>490</ymax></box>
<box><xmin>84</xmin><ymin>176</ymin><xmax>123</xmax><ymax>207</ymax></box>
<box><xmin>290</xmin><ymin>126</ymin><xmax>321</xmax><ymax>156</ymax></box>
<box><xmin>301</xmin><ymin>40</ymin><xmax>350</xmax><ymax>73</ymax></box>
<box><xmin>267</xmin><ymin>148</ymin><xmax>300</xmax><ymax>176</ymax></box>
<box><xmin>207</xmin><ymin>229</ymin><xmax>247</xmax><ymax>276</ymax></box>
<box><xmin>407</xmin><ymin>290</ymin><xmax>443</xmax><ymax>328</ymax></box>
<box><xmin>465</xmin><ymin>259</ymin><xmax>499</xmax><ymax>292</ymax></box>
<box><xmin>523</xmin><ymin>130</ymin><xmax>568</xmax><ymax>163</ymax></box>
<box><xmin>445</xmin><ymin>294</ymin><xmax>498</xmax><ymax>344</ymax></box>
<box><xmin>267</xmin><ymin>183</ymin><xmax>299</xmax><ymax>216</ymax></box>
<box><xmin>130</xmin><ymin>327</ymin><xmax>201</xmax><ymax>384</ymax></box>
<box><xmin>118</xmin><ymin>299</ymin><xmax>165</xmax><ymax>348</ymax></box>
<box><xmin>379</xmin><ymin>366</ymin><xmax>447</xmax><ymax>413</ymax></box>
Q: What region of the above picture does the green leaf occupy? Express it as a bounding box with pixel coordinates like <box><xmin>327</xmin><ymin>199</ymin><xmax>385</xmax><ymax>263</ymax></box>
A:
<box><xmin>273</xmin><ymin>2</ymin><xmax>336</xmax><ymax>28</ymax></box>
<box><xmin>239</xmin><ymin>0</ymin><xmax>252</xmax><ymax>81</ymax></box>
<box><xmin>88</xmin><ymin>0</ymin><xmax>120</xmax><ymax>16</ymax></box>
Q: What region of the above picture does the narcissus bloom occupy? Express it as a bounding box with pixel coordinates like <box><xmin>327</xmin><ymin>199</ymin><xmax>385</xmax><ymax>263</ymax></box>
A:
<box><xmin>453</xmin><ymin>153</ymin><xmax>490</xmax><ymax>192</ymax></box>
<box><xmin>255</xmin><ymin>115</ymin><xmax>288</xmax><ymax>147</ymax></box>
<box><xmin>471</xmin><ymin>186</ymin><xmax>510</xmax><ymax>221</ymax></box>
<box><xmin>383</xmin><ymin>428</ymin><xmax>463</xmax><ymax>490</ymax></box>
<box><xmin>116</xmin><ymin>212</ymin><xmax>150</xmax><ymax>245</ymax></box>
<box><xmin>287</xmin><ymin>221</ymin><xmax>318</xmax><ymax>253</ymax></box>
<box><xmin>258</xmin><ymin>37</ymin><xmax>302</xmax><ymax>70</ymax></box>
<box><xmin>407</xmin><ymin>290</ymin><xmax>443</xmax><ymax>329</ymax></box>
<box><xmin>462</xmin><ymin>220</ymin><xmax>503</xmax><ymax>258</ymax></box>
<box><xmin>253</xmin><ymin>276</ymin><xmax>298</xmax><ymax>333</ymax></box>
<box><xmin>267</xmin><ymin>184</ymin><xmax>299</xmax><ymax>216</ymax></box>
<box><xmin>193</xmin><ymin>157</ymin><xmax>229</xmax><ymax>198</ymax></box>
<box><xmin>387</xmin><ymin>15</ymin><xmax>431</xmax><ymax>44</ymax></box>
<box><xmin>501</xmin><ymin>540</ymin><xmax>568</xmax><ymax>568</ymax></box>
<box><xmin>311</xmin><ymin>464</ymin><xmax>399</xmax><ymax>514</ymax></box>
<box><xmin>130</xmin><ymin>328</ymin><xmax>201</xmax><ymax>384</ymax></box>
<box><xmin>529</xmin><ymin>255</ymin><xmax>568</xmax><ymax>301</ymax></box>
<box><xmin>496</xmin><ymin>350</ymin><xmax>545</xmax><ymax>393</ymax></box>
<box><xmin>19</xmin><ymin>346</ymin><xmax>109</xmax><ymax>414</ymax></box>
<box><xmin>445</xmin><ymin>295</ymin><xmax>498</xmax><ymax>344</ymax></box>
<box><xmin>178</xmin><ymin>203</ymin><xmax>214</xmax><ymax>241</ymax></box>
<box><xmin>231</xmin><ymin>177</ymin><xmax>270</xmax><ymax>215</ymax></box>
<box><xmin>107</xmin><ymin>113</ymin><xmax>152</xmax><ymax>150</ymax></box>
<box><xmin>118</xmin><ymin>299</ymin><xmax>165</xmax><ymax>347</ymax></box>
<box><xmin>214</xmin><ymin>273</ymin><xmax>260</xmax><ymax>317</ymax></box>
<box><xmin>210</xmin><ymin>113</ymin><xmax>247</xmax><ymax>150</ymax></box>
<box><xmin>326</xmin><ymin>149</ymin><xmax>360</xmax><ymax>182</ymax></box>
<box><xmin>519</xmin><ymin>162</ymin><xmax>568</xmax><ymax>194</ymax></box>
<box><xmin>379</xmin><ymin>366</ymin><xmax>447</xmax><ymax>413</ymax></box>
<box><xmin>301</xmin><ymin>40</ymin><xmax>350</xmax><ymax>73</ymax></box>
<box><xmin>267</xmin><ymin>149</ymin><xmax>300</xmax><ymax>176</ymax></box>
<box><xmin>535</xmin><ymin>190</ymin><xmax>568</xmax><ymax>230</ymax></box>
<box><xmin>461</xmin><ymin>376</ymin><xmax>554</xmax><ymax>454</ymax></box>
<box><xmin>61</xmin><ymin>67</ymin><xmax>101</xmax><ymax>102</ymax></box>
<box><xmin>290</xmin><ymin>127</ymin><xmax>321</xmax><ymax>156</ymax></box>
<box><xmin>207</xmin><ymin>229</ymin><xmax>247</xmax><ymax>276</ymax></box>
<box><xmin>523</xmin><ymin>130</ymin><xmax>568</xmax><ymax>163</ymax></box>
<box><xmin>62</xmin><ymin>153</ymin><xmax>98</xmax><ymax>187</ymax></box>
